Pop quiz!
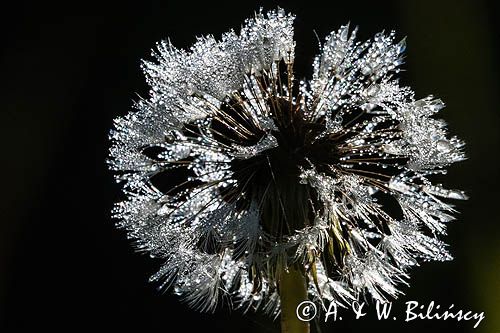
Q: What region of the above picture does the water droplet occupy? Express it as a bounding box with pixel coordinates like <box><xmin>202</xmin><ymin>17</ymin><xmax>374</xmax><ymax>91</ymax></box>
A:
<box><xmin>436</xmin><ymin>140</ymin><xmax>453</xmax><ymax>153</ymax></box>
<box><xmin>429</xmin><ymin>99</ymin><xmax>445</xmax><ymax>112</ymax></box>
<box><xmin>447</xmin><ymin>190</ymin><xmax>468</xmax><ymax>200</ymax></box>
<box><xmin>165</xmin><ymin>134</ymin><xmax>175</xmax><ymax>144</ymax></box>
<box><xmin>340</xmin><ymin>25</ymin><xmax>349</xmax><ymax>41</ymax></box>
<box><xmin>361</xmin><ymin>103</ymin><xmax>376</xmax><ymax>111</ymax></box>
<box><xmin>397</xmin><ymin>38</ymin><xmax>407</xmax><ymax>53</ymax></box>
<box><xmin>361</xmin><ymin>65</ymin><xmax>372</xmax><ymax>76</ymax></box>
<box><xmin>414</xmin><ymin>100</ymin><xmax>426</xmax><ymax>108</ymax></box>
<box><xmin>366</xmin><ymin>84</ymin><xmax>380</xmax><ymax>97</ymax></box>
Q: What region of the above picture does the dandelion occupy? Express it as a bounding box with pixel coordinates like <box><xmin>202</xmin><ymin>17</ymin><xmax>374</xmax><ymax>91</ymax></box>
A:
<box><xmin>109</xmin><ymin>8</ymin><xmax>466</xmax><ymax>333</ymax></box>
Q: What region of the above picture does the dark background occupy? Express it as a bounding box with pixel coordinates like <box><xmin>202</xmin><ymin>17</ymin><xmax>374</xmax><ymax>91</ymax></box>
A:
<box><xmin>1</xmin><ymin>1</ymin><xmax>498</xmax><ymax>332</ymax></box>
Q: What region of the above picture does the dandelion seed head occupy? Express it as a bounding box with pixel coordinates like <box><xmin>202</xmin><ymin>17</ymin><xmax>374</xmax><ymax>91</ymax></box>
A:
<box><xmin>109</xmin><ymin>9</ymin><xmax>466</xmax><ymax>314</ymax></box>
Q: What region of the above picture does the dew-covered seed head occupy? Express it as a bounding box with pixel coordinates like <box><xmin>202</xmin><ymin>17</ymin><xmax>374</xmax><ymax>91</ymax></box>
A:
<box><xmin>109</xmin><ymin>8</ymin><xmax>466</xmax><ymax>314</ymax></box>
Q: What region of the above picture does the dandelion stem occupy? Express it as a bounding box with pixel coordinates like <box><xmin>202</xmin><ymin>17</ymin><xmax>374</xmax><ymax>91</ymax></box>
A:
<box><xmin>279</xmin><ymin>265</ymin><xmax>310</xmax><ymax>333</ymax></box>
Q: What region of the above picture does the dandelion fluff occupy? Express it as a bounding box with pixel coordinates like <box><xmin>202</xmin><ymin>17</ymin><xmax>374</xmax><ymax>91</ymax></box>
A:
<box><xmin>108</xmin><ymin>9</ymin><xmax>466</xmax><ymax>315</ymax></box>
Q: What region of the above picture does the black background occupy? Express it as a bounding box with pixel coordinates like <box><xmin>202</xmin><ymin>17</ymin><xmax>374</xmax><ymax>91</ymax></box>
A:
<box><xmin>1</xmin><ymin>1</ymin><xmax>499</xmax><ymax>332</ymax></box>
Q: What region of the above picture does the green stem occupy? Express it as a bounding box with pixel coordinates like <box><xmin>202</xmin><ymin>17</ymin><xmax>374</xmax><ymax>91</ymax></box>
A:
<box><xmin>279</xmin><ymin>265</ymin><xmax>310</xmax><ymax>333</ymax></box>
